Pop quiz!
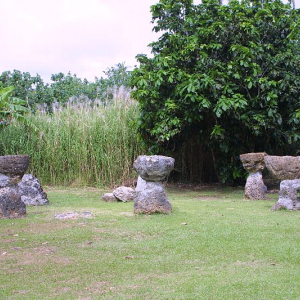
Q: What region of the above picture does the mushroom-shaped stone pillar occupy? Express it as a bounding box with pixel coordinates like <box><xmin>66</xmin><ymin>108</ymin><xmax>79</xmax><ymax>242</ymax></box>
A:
<box><xmin>0</xmin><ymin>155</ymin><xmax>29</xmax><ymax>218</ymax></box>
<box><xmin>265</xmin><ymin>155</ymin><xmax>300</xmax><ymax>210</ymax></box>
<box><xmin>240</xmin><ymin>152</ymin><xmax>267</xmax><ymax>200</ymax></box>
<box><xmin>133</xmin><ymin>155</ymin><xmax>174</xmax><ymax>214</ymax></box>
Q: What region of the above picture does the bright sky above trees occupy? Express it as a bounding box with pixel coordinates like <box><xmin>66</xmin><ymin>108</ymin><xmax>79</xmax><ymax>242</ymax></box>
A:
<box><xmin>1</xmin><ymin>0</ymin><xmax>299</xmax><ymax>82</ymax></box>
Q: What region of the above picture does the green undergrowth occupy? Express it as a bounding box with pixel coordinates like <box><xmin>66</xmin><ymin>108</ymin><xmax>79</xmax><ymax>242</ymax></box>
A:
<box><xmin>0</xmin><ymin>187</ymin><xmax>300</xmax><ymax>299</ymax></box>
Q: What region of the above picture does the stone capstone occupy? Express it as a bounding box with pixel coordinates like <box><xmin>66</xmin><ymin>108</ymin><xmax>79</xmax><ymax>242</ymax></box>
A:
<box><xmin>271</xmin><ymin>179</ymin><xmax>300</xmax><ymax>210</ymax></box>
<box><xmin>133</xmin><ymin>155</ymin><xmax>175</xmax><ymax>182</ymax></box>
<box><xmin>18</xmin><ymin>174</ymin><xmax>49</xmax><ymax>206</ymax></box>
<box><xmin>0</xmin><ymin>155</ymin><xmax>30</xmax><ymax>178</ymax></box>
<box><xmin>264</xmin><ymin>156</ymin><xmax>300</xmax><ymax>180</ymax></box>
<box><xmin>240</xmin><ymin>152</ymin><xmax>267</xmax><ymax>173</ymax></box>
<box><xmin>0</xmin><ymin>187</ymin><xmax>26</xmax><ymax>218</ymax></box>
<box><xmin>113</xmin><ymin>186</ymin><xmax>134</xmax><ymax>202</ymax></box>
<box><xmin>102</xmin><ymin>192</ymin><xmax>117</xmax><ymax>202</ymax></box>
<box><xmin>133</xmin><ymin>176</ymin><xmax>172</xmax><ymax>214</ymax></box>
<box><xmin>244</xmin><ymin>171</ymin><xmax>267</xmax><ymax>200</ymax></box>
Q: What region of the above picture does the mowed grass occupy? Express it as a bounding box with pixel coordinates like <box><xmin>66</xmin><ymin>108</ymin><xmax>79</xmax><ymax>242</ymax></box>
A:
<box><xmin>1</xmin><ymin>186</ymin><xmax>300</xmax><ymax>299</ymax></box>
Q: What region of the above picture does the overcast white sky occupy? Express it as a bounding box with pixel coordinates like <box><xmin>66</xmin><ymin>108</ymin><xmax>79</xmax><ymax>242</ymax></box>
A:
<box><xmin>1</xmin><ymin>0</ymin><xmax>299</xmax><ymax>83</ymax></box>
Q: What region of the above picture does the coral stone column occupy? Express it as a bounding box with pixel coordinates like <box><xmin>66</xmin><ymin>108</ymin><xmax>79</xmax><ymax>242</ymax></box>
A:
<box><xmin>133</xmin><ymin>155</ymin><xmax>175</xmax><ymax>214</ymax></box>
<box><xmin>0</xmin><ymin>155</ymin><xmax>29</xmax><ymax>218</ymax></box>
<box><xmin>240</xmin><ymin>152</ymin><xmax>267</xmax><ymax>200</ymax></box>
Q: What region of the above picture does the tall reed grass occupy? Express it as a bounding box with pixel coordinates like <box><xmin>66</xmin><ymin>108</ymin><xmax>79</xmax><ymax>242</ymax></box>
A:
<box><xmin>0</xmin><ymin>98</ymin><xmax>145</xmax><ymax>187</ymax></box>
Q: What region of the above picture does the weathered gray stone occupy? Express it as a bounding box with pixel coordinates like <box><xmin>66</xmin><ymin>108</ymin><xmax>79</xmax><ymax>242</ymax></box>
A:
<box><xmin>0</xmin><ymin>155</ymin><xmax>30</xmax><ymax>178</ymax></box>
<box><xmin>0</xmin><ymin>174</ymin><xmax>10</xmax><ymax>188</ymax></box>
<box><xmin>272</xmin><ymin>179</ymin><xmax>300</xmax><ymax>210</ymax></box>
<box><xmin>240</xmin><ymin>152</ymin><xmax>267</xmax><ymax>173</ymax></box>
<box><xmin>18</xmin><ymin>174</ymin><xmax>49</xmax><ymax>206</ymax></box>
<box><xmin>102</xmin><ymin>192</ymin><xmax>117</xmax><ymax>202</ymax></box>
<box><xmin>0</xmin><ymin>187</ymin><xmax>26</xmax><ymax>218</ymax></box>
<box><xmin>113</xmin><ymin>186</ymin><xmax>134</xmax><ymax>202</ymax></box>
<box><xmin>133</xmin><ymin>155</ymin><xmax>175</xmax><ymax>181</ymax></box>
<box><xmin>55</xmin><ymin>211</ymin><xmax>92</xmax><ymax>219</ymax></box>
<box><xmin>264</xmin><ymin>155</ymin><xmax>300</xmax><ymax>180</ymax></box>
<box><xmin>245</xmin><ymin>171</ymin><xmax>267</xmax><ymax>200</ymax></box>
<box><xmin>133</xmin><ymin>176</ymin><xmax>172</xmax><ymax>214</ymax></box>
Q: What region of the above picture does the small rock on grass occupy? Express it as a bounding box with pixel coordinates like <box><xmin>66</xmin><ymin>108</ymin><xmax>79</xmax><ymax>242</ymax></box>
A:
<box><xmin>102</xmin><ymin>193</ymin><xmax>117</xmax><ymax>202</ymax></box>
<box><xmin>55</xmin><ymin>212</ymin><xmax>92</xmax><ymax>219</ymax></box>
<box><xmin>113</xmin><ymin>186</ymin><xmax>134</xmax><ymax>202</ymax></box>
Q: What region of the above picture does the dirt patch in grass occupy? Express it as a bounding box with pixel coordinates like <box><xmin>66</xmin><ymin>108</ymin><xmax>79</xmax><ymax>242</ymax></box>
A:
<box><xmin>12</xmin><ymin>290</ymin><xmax>29</xmax><ymax>296</ymax></box>
<box><xmin>1</xmin><ymin>245</ymin><xmax>72</xmax><ymax>267</ymax></box>
<box><xmin>76</xmin><ymin>280</ymin><xmax>115</xmax><ymax>299</ymax></box>
<box><xmin>22</xmin><ymin>220</ymin><xmax>73</xmax><ymax>234</ymax></box>
<box><xmin>232</xmin><ymin>260</ymin><xmax>267</xmax><ymax>268</ymax></box>
<box><xmin>93</xmin><ymin>227</ymin><xmax>156</xmax><ymax>241</ymax></box>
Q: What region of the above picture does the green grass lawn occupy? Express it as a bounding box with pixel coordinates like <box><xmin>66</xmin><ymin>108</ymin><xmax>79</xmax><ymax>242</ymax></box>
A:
<box><xmin>1</xmin><ymin>186</ymin><xmax>300</xmax><ymax>300</ymax></box>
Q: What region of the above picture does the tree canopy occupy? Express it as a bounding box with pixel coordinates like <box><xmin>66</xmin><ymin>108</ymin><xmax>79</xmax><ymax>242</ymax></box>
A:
<box><xmin>0</xmin><ymin>62</ymin><xmax>132</xmax><ymax>111</ymax></box>
<box><xmin>131</xmin><ymin>0</ymin><xmax>300</xmax><ymax>183</ymax></box>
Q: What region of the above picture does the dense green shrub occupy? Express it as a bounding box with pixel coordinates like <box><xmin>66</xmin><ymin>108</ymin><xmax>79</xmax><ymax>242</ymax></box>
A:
<box><xmin>131</xmin><ymin>0</ymin><xmax>300</xmax><ymax>183</ymax></box>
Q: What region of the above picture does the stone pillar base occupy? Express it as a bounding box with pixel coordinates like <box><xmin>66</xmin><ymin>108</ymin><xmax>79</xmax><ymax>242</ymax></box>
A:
<box><xmin>245</xmin><ymin>171</ymin><xmax>267</xmax><ymax>200</ymax></box>
<box><xmin>0</xmin><ymin>187</ymin><xmax>26</xmax><ymax>218</ymax></box>
<box><xmin>271</xmin><ymin>179</ymin><xmax>300</xmax><ymax>210</ymax></box>
<box><xmin>134</xmin><ymin>177</ymin><xmax>172</xmax><ymax>214</ymax></box>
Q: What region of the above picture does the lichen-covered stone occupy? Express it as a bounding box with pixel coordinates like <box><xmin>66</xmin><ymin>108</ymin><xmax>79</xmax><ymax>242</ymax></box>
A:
<box><xmin>273</xmin><ymin>179</ymin><xmax>300</xmax><ymax>210</ymax></box>
<box><xmin>133</xmin><ymin>176</ymin><xmax>172</xmax><ymax>214</ymax></box>
<box><xmin>245</xmin><ymin>171</ymin><xmax>267</xmax><ymax>200</ymax></box>
<box><xmin>18</xmin><ymin>174</ymin><xmax>49</xmax><ymax>206</ymax></box>
<box><xmin>102</xmin><ymin>193</ymin><xmax>117</xmax><ymax>202</ymax></box>
<box><xmin>0</xmin><ymin>187</ymin><xmax>26</xmax><ymax>218</ymax></box>
<box><xmin>240</xmin><ymin>152</ymin><xmax>267</xmax><ymax>173</ymax></box>
<box><xmin>133</xmin><ymin>155</ymin><xmax>175</xmax><ymax>182</ymax></box>
<box><xmin>113</xmin><ymin>186</ymin><xmax>134</xmax><ymax>202</ymax></box>
<box><xmin>264</xmin><ymin>156</ymin><xmax>300</xmax><ymax>180</ymax></box>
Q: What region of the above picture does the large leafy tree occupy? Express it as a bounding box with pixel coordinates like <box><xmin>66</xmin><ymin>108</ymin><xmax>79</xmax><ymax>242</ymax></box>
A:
<box><xmin>48</xmin><ymin>72</ymin><xmax>97</xmax><ymax>104</ymax></box>
<box><xmin>131</xmin><ymin>0</ymin><xmax>300</xmax><ymax>183</ymax></box>
<box><xmin>94</xmin><ymin>62</ymin><xmax>132</xmax><ymax>103</ymax></box>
